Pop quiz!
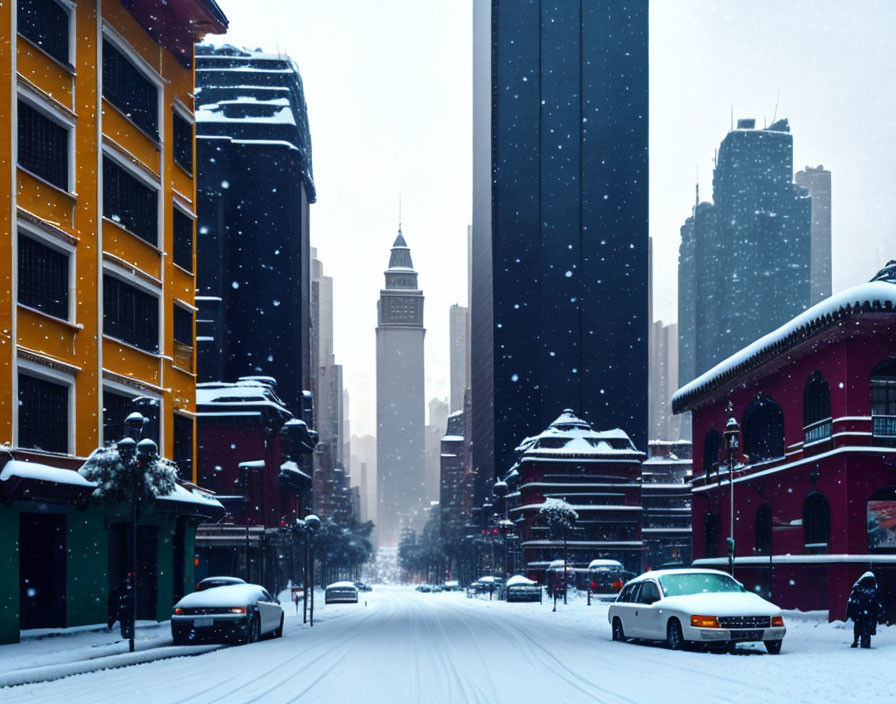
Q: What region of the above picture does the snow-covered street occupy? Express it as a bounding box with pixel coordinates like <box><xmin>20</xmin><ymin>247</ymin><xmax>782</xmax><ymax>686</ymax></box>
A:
<box><xmin>2</xmin><ymin>585</ymin><xmax>893</xmax><ymax>703</ymax></box>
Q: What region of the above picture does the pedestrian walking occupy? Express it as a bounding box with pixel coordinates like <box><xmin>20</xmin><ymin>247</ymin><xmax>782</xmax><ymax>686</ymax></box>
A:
<box><xmin>847</xmin><ymin>571</ymin><xmax>884</xmax><ymax>649</ymax></box>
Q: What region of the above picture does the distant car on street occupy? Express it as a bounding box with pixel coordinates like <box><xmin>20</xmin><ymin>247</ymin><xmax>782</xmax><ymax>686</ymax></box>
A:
<box><xmin>416</xmin><ymin>584</ymin><xmax>432</xmax><ymax>593</ymax></box>
<box><xmin>608</xmin><ymin>569</ymin><xmax>786</xmax><ymax>654</ymax></box>
<box><xmin>172</xmin><ymin>583</ymin><xmax>283</xmax><ymax>645</ymax></box>
<box><xmin>325</xmin><ymin>581</ymin><xmax>360</xmax><ymax>604</ymax></box>
<box><xmin>504</xmin><ymin>575</ymin><xmax>543</xmax><ymax>603</ymax></box>
<box><xmin>354</xmin><ymin>581</ymin><xmax>373</xmax><ymax>592</ymax></box>
<box><xmin>195</xmin><ymin>576</ymin><xmax>246</xmax><ymax>592</ymax></box>
<box><xmin>442</xmin><ymin>580</ymin><xmax>460</xmax><ymax>592</ymax></box>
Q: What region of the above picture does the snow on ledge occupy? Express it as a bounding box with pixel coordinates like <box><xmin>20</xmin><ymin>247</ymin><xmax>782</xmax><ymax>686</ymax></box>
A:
<box><xmin>0</xmin><ymin>460</ymin><xmax>95</xmax><ymax>487</ymax></box>
<box><xmin>672</xmin><ymin>280</ymin><xmax>896</xmax><ymax>412</ymax></box>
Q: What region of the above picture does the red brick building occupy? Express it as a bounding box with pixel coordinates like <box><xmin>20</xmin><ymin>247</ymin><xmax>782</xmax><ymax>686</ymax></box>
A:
<box><xmin>673</xmin><ymin>262</ymin><xmax>896</xmax><ymax>620</ymax></box>
<box><xmin>507</xmin><ymin>411</ymin><xmax>645</xmax><ymax>580</ymax></box>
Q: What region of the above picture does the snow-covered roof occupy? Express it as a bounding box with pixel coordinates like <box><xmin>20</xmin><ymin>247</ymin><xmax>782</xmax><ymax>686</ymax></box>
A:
<box><xmin>514</xmin><ymin>410</ymin><xmax>641</xmax><ymax>458</ymax></box>
<box><xmin>196</xmin><ymin>381</ymin><xmax>291</xmax><ymax>416</ymax></box>
<box><xmin>505</xmin><ymin>575</ymin><xmax>537</xmax><ymax>587</ymax></box>
<box><xmin>0</xmin><ymin>460</ymin><xmax>95</xmax><ymax>487</ymax></box>
<box><xmin>672</xmin><ymin>277</ymin><xmax>896</xmax><ymax>413</ymax></box>
<box><xmin>157</xmin><ymin>484</ymin><xmax>225</xmax><ymax>511</ymax></box>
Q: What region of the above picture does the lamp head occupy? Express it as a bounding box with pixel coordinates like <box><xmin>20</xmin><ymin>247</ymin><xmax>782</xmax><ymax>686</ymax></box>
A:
<box><xmin>304</xmin><ymin>514</ymin><xmax>321</xmax><ymax>531</ymax></box>
<box><xmin>136</xmin><ymin>438</ymin><xmax>158</xmax><ymax>463</ymax></box>
<box><xmin>124</xmin><ymin>412</ymin><xmax>147</xmax><ymax>439</ymax></box>
<box><xmin>116</xmin><ymin>436</ymin><xmax>137</xmax><ymax>458</ymax></box>
<box><xmin>493</xmin><ymin>480</ymin><xmax>508</xmax><ymax>498</ymax></box>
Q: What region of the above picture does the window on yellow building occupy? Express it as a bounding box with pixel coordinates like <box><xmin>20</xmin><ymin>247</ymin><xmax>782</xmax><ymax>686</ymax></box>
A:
<box><xmin>18</xmin><ymin>232</ymin><xmax>69</xmax><ymax>320</ymax></box>
<box><xmin>102</xmin><ymin>39</ymin><xmax>159</xmax><ymax>140</ymax></box>
<box><xmin>173</xmin><ymin>112</ymin><xmax>193</xmax><ymax>173</ymax></box>
<box><xmin>172</xmin><ymin>207</ymin><xmax>193</xmax><ymax>272</ymax></box>
<box><xmin>103</xmin><ymin>157</ymin><xmax>158</xmax><ymax>245</ymax></box>
<box><xmin>18</xmin><ymin>372</ymin><xmax>69</xmax><ymax>453</ymax></box>
<box><xmin>17</xmin><ymin>0</ymin><xmax>71</xmax><ymax>67</ymax></box>
<box><xmin>18</xmin><ymin>100</ymin><xmax>70</xmax><ymax>191</ymax></box>
<box><xmin>173</xmin><ymin>413</ymin><xmax>193</xmax><ymax>478</ymax></box>
<box><xmin>102</xmin><ymin>274</ymin><xmax>159</xmax><ymax>353</ymax></box>
<box><xmin>173</xmin><ymin>304</ymin><xmax>193</xmax><ymax>346</ymax></box>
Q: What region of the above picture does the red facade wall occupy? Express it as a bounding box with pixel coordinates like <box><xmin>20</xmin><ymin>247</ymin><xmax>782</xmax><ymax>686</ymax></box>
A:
<box><xmin>686</xmin><ymin>317</ymin><xmax>896</xmax><ymax>619</ymax></box>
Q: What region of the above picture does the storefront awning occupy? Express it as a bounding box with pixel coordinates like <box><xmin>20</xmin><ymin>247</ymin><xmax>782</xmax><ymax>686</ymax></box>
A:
<box><xmin>0</xmin><ymin>460</ymin><xmax>95</xmax><ymax>506</ymax></box>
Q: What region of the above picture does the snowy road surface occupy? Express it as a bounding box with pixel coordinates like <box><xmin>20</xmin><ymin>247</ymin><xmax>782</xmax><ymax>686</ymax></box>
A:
<box><xmin>3</xmin><ymin>585</ymin><xmax>893</xmax><ymax>703</ymax></box>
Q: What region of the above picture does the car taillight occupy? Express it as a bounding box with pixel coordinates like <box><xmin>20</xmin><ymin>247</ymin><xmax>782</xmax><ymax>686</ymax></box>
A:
<box><xmin>690</xmin><ymin>615</ymin><xmax>721</xmax><ymax>628</ymax></box>
<box><xmin>174</xmin><ymin>608</ymin><xmax>183</xmax><ymax>615</ymax></box>
<box><xmin>229</xmin><ymin>607</ymin><xmax>246</xmax><ymax>614</ymax></box>
<box><xmin>771</xmin><ymin>616</ymin><xmax>784</xmax><ymax>627</ymax></box>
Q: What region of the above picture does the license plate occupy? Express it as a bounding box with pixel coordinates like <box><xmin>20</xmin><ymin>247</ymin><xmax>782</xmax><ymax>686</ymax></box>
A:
<box><xmin>193</xmin><ymin>617</ymin><xmax>214</xmax><ymax>628</ymax></box>
<box><xmin>730</xmin><ymin>629</ymin><xmax>762</xmax><ymax>641</ymax></box>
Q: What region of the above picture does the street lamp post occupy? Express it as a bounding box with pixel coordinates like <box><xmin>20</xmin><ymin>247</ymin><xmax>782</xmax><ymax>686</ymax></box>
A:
<box><xmin>723</xmin><ymin>408</ymin><xmax>741</xmax><ymax>578</ymax></box>
<box><xmin>493</xmin><ymin>481</ymin><xmax>509</xmax><ymax>581</ymax></box>
<box><xmin>304</xmin><ymin>514</ymin><xmax>321</xmax><ymax>626</ymax></box>
<box><xmin>117</xmin><ymin>412</ymin><xmax>156</xmax><ymax>654</ymax></box>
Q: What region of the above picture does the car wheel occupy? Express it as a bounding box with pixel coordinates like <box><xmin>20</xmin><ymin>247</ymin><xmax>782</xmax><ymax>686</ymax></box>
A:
<box><xmin>245</xmin><ymin>615</ymin><xmax>260</xmax><ymax>645</ymax></box>
<box><xmin>764</xmin><ymin>639</ymin><xmax>782</xmax><ymax>655</ymax></box>
<box><xmin>612</xmin><ymin>617</ymin><xmax>626</xmax><ymax>643</ymax></box>
<box><xmin>666</xmin><ymin>619</ymin><xmax>685</xmax><ymax>651</ymax></box>
<box><xmin>274</xmin><ymin>614</ymin><xmax>284</xmax><ymax>638</ymax></box>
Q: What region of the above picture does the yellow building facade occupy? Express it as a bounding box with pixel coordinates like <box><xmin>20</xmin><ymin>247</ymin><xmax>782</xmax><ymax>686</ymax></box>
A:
<box><xmin>1</xmin><ymin>0</ymin><xmax>227</xmax><ymax>477</ymax></box>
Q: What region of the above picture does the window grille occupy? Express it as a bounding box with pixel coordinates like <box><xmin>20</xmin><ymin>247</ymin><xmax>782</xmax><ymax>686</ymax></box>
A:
<box><xmin>103</xmin><ymin>275</ymin><xmax>159</xmax><ymax>352</ymax></box>
<box><xmin>18</xmin><ymin>101</ymin><xmax>69</xmax><ymax>190</ymax></box>
<box><xmin>173</xmin><ymin>305</ymin><xmax>193</xmax><ymax>345</ymax></box>
<box><xmin>102</xmin><ymin>389</ymin><xmax>136</xmax><ymax>445</ymax></box>
<box><xmin>172</xmin><ymin>208</ymin><xmax>193</xmax><ymax>271</ymax></box>
<box><xmin>173</xmin><ymin>112</ymin><xmax>193</xmax><ymax>172</ymax></box>
<box><xmin>18</xmin><ymin>373</ymin><xmax>68</xmax><ymax>453</ymax></box>
<box><xmin>102</xmin><ymin>39</ymin><xmax>158</xmax><ymax>139</ymax></box>
<box><xmin>870</xmin><ymin>360</ymin><xmax>896</xmax><ymax>447</ymax></box>
<box><xmin>18</xmin><ymin>233</ymin><xmax>69</xmax><ymax>319</ymax></box>
<box><xmin>103</xmin><ymin>157</ymin><xmax>158</xmax><ymax>245</ymax></box>
<box><xmin>18</xmin><ymin>0</ymin><xmax>69</xmax><ymax>65</ymax></box>
<box><xmin>743</xmin><ymin>395</ymin><xmax>785</xmax><ymax>462</ymax></box>
<box><xmin>803</xmin><ymin>371</ymin><xmax>831</xmax><ymax>443</ymax></box>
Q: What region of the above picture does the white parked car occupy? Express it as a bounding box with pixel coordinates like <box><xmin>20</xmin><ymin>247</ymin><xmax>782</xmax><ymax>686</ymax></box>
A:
<box><xmin>172</xmin><ymin>583</ymin><xmax>284</xmax><ymax>645</ymax></box>
<box><xmin>325</xmin><ymin>581</ymin><xmax>359</xmax><ymax>604</ymax></box>
<box><xmin>607</xmin><ymin>569</ymin><xmax>786</xmax><ymax>654</ymax></box>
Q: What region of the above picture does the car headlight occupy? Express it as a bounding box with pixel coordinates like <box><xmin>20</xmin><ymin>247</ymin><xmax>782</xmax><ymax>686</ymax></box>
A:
<box><xmin>690</xmin><ymin>615</ymin><xmax>721</xmax><ymax>628</ymax></box>
<box><xmin>771</xmin><ymin>616</ymin><xmax>784</xmax><ymax>627</ymax></box>
<box><xmin>229</xmin><ymin>607</ymin><xmax>246</xmax><ymax>614</ymax></box>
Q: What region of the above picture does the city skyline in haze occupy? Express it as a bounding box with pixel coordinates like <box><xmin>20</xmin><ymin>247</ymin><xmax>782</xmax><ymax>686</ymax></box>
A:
<box><xmin>211</xmin><ymin>0</ymin><xmax>896</xmax><ymax>438</ymax></box>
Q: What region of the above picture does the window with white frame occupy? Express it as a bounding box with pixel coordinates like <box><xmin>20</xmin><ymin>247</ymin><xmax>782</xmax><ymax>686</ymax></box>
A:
<box><xmin>18</xmin><ymin>370</ymin><xmax>70</xmax><ymax>453</ymax></box>
<box><xmin>103</xmin><ymin>155</ymin><xmax>159</xmax><ymax>245</ymax></box>
<box><xmin>18</xmin><ymin>99</ymin><xmax>71</xmax><ymax>190</ymax></box>
<box><xmin>17</xmin><ymin>0</ymin><xmax>72</xmax><ymax>66</ymax></box>
<box><xmin>102</xmin><ymin>37</ymin><xmax>159</xmax><ymax>139</ymax></box>
<box><xmin>102</xmin><ymin>273</ymin><xmax>159</xmax><ymax>353</ymax></box>
<box><xmin>17</xmin><ymin>231</ymin><xmax>70</xmax><ymax>320</ymax></box>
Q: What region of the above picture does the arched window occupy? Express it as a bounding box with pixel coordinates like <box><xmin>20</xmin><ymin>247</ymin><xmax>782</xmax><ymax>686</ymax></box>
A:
<box><xmin>803</xmin><ymin>372</ymin><xmax>831</xmax><ymax>444</ymax></box>
<box><xmin>742</xmin><ymin>395</ymin><xmax>785</xmax><ymax>463</ymax></box>
<box><xmin>867</xmin><ymin>487</ymin><xmax>896</xmax><ymax>551</ymax></box>
<box><xmin>702</xmin><ymin>430</ymin><xmax>720</xmax><ymax>480</ymax></box>
<box><xmin>755</xmin><ymin>504</ymin><xmax>771</xmax><ymax>555</ymax></box>
<box><xmin>703</xmin><ymin>512</ymin><xmax>721</xmax><ymax>558</ymax></box>
<box><xmin>803</xmin><ymin>492</ymin><xmax>830</xmax><ymax>554</ymax></box>
<box><xmin>871</xmin><ymin>359</ymin><xmax>896</xmax><ymax>447</ymax></box>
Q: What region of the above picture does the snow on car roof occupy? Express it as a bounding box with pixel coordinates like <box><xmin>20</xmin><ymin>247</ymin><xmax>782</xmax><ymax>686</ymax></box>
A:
<box><xmin>628</xmin><ymin>568</ymin><xmax>734</xmax><ymax>583</ymax></box>
<box><xmin>587</xmin><ymin>559</ymin><xmax>624</xmax><ymax>569</ymax></box>
<box><xmin>505</xmin><ymin>575</ymin><xmax>537</xmax><ymax>586</ymax></box>
<box><xmin>176</xmin><ymin>584</ymin><xmax>266</xmax><ymax>608</ymax></box>
<box><xmin>326</xmin><ymin>581</ymin><xmax>358</xmax><ymax>589</ymax></box>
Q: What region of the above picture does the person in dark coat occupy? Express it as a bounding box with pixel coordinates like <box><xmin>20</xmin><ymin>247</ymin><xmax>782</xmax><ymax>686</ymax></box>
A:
<box><xmin>847</xmin><ymin>571</ymin><xmax>884</xmax><ymax>648</ymax></box>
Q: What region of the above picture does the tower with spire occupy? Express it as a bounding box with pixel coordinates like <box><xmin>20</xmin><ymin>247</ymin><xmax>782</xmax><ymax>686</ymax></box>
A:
<box><xmin>376</xmin><ymin>226</ymin><xmax>426</xmax><ymax>546</ymax></box>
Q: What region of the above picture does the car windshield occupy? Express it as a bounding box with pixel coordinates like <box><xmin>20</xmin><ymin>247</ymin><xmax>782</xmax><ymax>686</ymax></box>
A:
<box><xmin>658</xmin><ymin>573</ymin><xmax>746</xmax><ymax>597</ymax></box>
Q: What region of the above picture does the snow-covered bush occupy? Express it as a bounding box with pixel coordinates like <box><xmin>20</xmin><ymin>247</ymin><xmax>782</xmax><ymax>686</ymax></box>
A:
<box><xmin>79</xmin><ymin>445</ymin><xmax>178</xmax><ymax>505</ymax></box>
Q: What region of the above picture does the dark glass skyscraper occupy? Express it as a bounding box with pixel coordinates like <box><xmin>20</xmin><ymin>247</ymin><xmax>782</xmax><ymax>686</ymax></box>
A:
<box><xmin>677</xmin><ymin>119</ymin><xmax>812</xmax><ymax>384</ymax></box>
<box><xmin>471</xmin><ymin>0</ymin><xmax>649</xmax><ymax>505</ymax></box>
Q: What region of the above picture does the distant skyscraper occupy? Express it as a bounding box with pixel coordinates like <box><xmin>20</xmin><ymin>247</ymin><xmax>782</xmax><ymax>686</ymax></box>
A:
<box><xmin>678</xmin><ymin>119</ymin><xmax>812</xmax><ymax>383</ymax></box>
<box><xmin>472</xmin><ymin>1</ymin><xmax>649</xmax><ymax>503</ymax></box>
<box><xmin>376</xmin><ymin>230</ymin><xmax>426</xmax><ymax>545</ymax></box>
<box><xmin>449</xmin><ymin>305</ymin><xmax>468</xmax><ymax>413</ymax></box>
<box><xmin>196</xmin><ymin>46</ymin><xmax>314</xmax><ymax>416</ymax></box>
<box><xmin>648</xmin><ymin>321</ymin><xmax>682</xmax><ymax>441</ymax></box>
<box><xmin>794</xmin><ymin>165</ymin><xmax>832</xmax><ymax>304</ymax></box>
<box><xmin>425</xmin><ymin>398</ymin><xmax>450</xmax><ymax>502</ymax></box>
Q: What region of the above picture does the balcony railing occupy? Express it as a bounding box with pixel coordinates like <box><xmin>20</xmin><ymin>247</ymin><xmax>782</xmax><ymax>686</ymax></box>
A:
<box><xmin>803</xmin><ymin>417</ymin><xmax>832</xmax><ymax>445</ymax></box>
<box><xmin>872</xmin><ymin>415</ymin><xmax>896</xmax><ymax>447</ymax></box>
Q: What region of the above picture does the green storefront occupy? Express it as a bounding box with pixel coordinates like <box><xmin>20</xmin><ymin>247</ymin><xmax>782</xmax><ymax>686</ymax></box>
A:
<box><xmin>0</xmin><ymin>459</ymin><xmax>223</xmax><ymax>645</ymax></box>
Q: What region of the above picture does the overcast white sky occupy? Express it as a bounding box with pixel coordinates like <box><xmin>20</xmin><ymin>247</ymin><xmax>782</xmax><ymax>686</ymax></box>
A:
<box><xmin>212</xmin><ymin>0</ymin><xmax>896</xmax><ymax>439</ymax></box>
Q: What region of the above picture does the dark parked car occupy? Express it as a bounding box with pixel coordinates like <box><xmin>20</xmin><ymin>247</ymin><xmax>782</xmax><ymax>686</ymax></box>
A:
<box><xmin>172</xmin><ymin>583</ymin><xmax>283</xmax><ymax>645</ymax></box>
